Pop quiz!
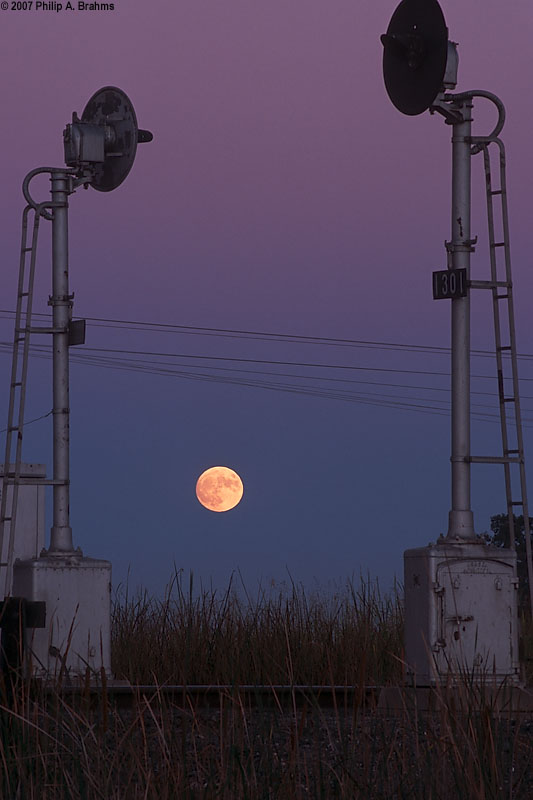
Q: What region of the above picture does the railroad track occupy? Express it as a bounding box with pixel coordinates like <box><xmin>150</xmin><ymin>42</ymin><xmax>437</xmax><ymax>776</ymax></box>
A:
<box><xmin>48</xmin><ymin>683</ymin><xmax>380</xmax><ymax>711</ymax></box>
<box><xmin>37</xmin><ymin>682</ymin><xmax>533</xmax><ymax>713</ymax></box>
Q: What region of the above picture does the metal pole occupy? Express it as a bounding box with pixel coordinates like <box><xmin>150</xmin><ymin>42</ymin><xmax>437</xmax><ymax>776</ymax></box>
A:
<box><xmin>49</xmin><ymin>171</ymin><xmax>74</xmax><ymax>553</ymax></box>
<box><xmin>447</xmin><ymin>98</ymin><xmax>475</xmax><ymax>540</ymax></box>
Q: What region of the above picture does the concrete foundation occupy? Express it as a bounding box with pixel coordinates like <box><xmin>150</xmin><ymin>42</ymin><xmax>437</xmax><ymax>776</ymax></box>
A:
<box><xmin>404</xmin><ymin>537</ymin><xmax>519</xmax><ymax>685</ymax></box>
<box><xmin>12</xmin><ymin>554</ymin><xmax>112</xmax><ymax>679</ymax></box>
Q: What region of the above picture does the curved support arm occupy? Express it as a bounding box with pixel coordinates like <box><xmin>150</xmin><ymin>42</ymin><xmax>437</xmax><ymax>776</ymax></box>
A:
<box><xmin>22</xmin><ymin>167</ymin><xmax>76</xmax><ymax>220</ymax></box>
<box><xmin>444</xmin><ymin>89</ymin><xmax>505</xmax><ymax>150</ymax></box>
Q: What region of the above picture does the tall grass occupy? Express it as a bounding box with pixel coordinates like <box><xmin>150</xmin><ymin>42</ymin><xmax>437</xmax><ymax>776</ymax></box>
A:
<box><xmin>0</xmin><ymin>573</ymin><xmax>532</xmax><ymax>798</ymax></box>
<box><xmin>111</xmin><ymin>572</ymin><xmax>404</xmax><ymax>686</ymax></box>
<box><xmin>1</xmin><ymin>669</ymin><xmax>532</xmax><ymax>798</ymax></box>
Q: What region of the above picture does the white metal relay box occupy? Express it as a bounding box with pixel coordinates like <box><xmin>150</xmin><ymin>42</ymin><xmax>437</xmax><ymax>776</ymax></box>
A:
<box><xmin>404</xmin><ymin>538</ymin><xmax>519</xmax><ymax>684</ymax></box>
<box><xmin>0</xmin><ymin>463</ymin><xmax>46</xmax><ymax>596</ymax></box>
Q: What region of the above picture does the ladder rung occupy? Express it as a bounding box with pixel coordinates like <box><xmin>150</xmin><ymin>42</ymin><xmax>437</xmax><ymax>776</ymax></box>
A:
<box><xmin>10</xmin><ymin>382</ymin><xmax>22</xmax><ymax>388</ymax></box>
<box><xmin>26</xmin><ymin>326</ymin><xmax>59</xmax><ymax>334</ymax></box>
<box><xmin>19</xmin><ymin>292</ymin><xmax>29</xmax><ymax>297</ymax></box>
<box><xmin>469</xmin><ymin>456</ymin><xmax>521</xmax><ymax>464</ymax></box>
<box><xmin>490</xmin><ymin>189</ymin><xmax>503</xmax><ymax>196</ymax></box>
<box><xmin>492</xmin><ymin>242</ymin><xmax>505</xmax><ymax>248</ymax></box>
<box><xmin>22</xmin><ymin>247</ymin><xmax>33</xmax><ymax>252</ymax></box>
<box><xmin>469</xmin><ymin>279</ymin><xmax>510</xmax><ymax>289</ymax></box>
<box><xmin>16</xmin><ymin>326</ymin><xmax>65</xmax><ymax>335</ymax></box>
<box><xmin>503</xmin><ymin>397</ymin><xmax>516</xmax><ymax>403</ymax></box>
<box><xmin>496</xmin><ymin>294</ymin><xmax>509</xmax><ymax>299</ymax></box>
<box><xmin>505</xmin><ymin>449</ymin><xmax>520</xmax><ymax>454</ymax></box>
<box><xmin>510</xmin><ymin>501</ymin><xmax>523</xmax><ymax>506</ymax></box>
<box><xmin>497</xmin><ymin>346</ymin><xmax>512</xmax><ymax>351</ymax></box>
<box><xmin>1</xmin><ymin>517</ymin><xmax>12</xmax><ymax>522</ymax></box>
<box><xmin>2</xmin><ymin>478</ymin><xmax>67</xmax><ymax>486</ymax></box>
<box><xmin>0</xmin><ymin>563</ymin><xmax>9</xmax><ymax>567</ymax></box>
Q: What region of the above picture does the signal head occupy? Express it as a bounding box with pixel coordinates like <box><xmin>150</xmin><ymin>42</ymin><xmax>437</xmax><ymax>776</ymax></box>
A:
<box><xmin>381</xmin><ymin>0</ymin><xmax>449</xmax><ymax>116</ymax></box>
<box><xmin>64</xmin><ymin>86</ymin><xmax>153</xmax><ymax>191</ymax></box>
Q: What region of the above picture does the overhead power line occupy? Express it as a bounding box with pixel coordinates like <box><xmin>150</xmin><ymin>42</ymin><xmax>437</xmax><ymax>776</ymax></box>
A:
<box><xmin>5</xmin><ymin>340</ymin><xmax>532</xmax><ymax>384</ymax></box>
<box><xmin>1</xmin><ymin>308</ymin><xmax>533</xmax><ymax>360</ymax></box>
<box><xmin>1</xmin><ymin>309</ymin><xmax>532</xmax><ymax>425</ymax></box>
<box><xmin>2</xmin><ymin>341</ymin><xmax>532</xmax><ymax>427</ymax></box>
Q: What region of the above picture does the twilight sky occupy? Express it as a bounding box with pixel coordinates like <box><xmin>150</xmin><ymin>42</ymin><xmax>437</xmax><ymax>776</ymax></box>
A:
<box><xmin>1</xmin><ymin>0</ymin><xmax>533</xmax><ymax>598</ymax></box>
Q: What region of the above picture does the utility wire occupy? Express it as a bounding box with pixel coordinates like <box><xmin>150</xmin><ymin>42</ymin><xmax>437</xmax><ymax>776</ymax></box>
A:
<box><xmin>0</xmin><ymin>409</ymin><xmax>52</xmax><ymax>434</ymax></box>
<box><xmin>1</xmin><ymin>342</ymin><xmax>533</xmax><ymax>410</ymax></box>
<box><xmin>1</xmin><ymin>310</ymin><xmax>532</xmax><ymax>423</ymax></box>
<box><xmin>4</xmin><ymin>343</ymin><xmax>532</xmax><ymax>426</ymax></box>
<box><xmin>1</xmin><ymin>309</ymin><xmax>532</xmax><ymax>360</ymax></box>
<box><xmin>0</xmin><ymin>340</ymin><xmax>523</xmax><ymax>397</ymax></box>
<box><xmin>6</xmin><ymin>341</ymin><xmax>532</xmax><ymax>383</ymax></box>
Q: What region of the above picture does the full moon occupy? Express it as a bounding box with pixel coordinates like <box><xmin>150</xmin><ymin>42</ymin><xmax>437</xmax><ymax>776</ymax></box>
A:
<box><xmin>195</xmin><ymin>466</ymin><xmax>244</xmax><ymax>512</ymax></box>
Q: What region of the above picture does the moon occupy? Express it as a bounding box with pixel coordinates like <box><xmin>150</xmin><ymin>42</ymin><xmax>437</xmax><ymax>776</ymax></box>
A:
<box><xmin>195</xmin><ymin>466</ymin><xmax>244</xmax><ymax>512</ymax></box>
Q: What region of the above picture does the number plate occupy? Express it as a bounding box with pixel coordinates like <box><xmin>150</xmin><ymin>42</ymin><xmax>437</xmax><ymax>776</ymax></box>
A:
<box><xmin>432</xmin><ymin>268</ymin><xmax>468</xmax><ymax>299</ymax></box>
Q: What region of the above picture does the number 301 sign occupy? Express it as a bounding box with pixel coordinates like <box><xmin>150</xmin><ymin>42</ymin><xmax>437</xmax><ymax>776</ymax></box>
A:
<box><xmin>432</xmin><ymin>268</ymin><xmax>467</xmax><ymax>299</ymax></box>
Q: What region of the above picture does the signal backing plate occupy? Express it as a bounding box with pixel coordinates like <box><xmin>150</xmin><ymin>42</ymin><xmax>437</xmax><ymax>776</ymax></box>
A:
<box><xmin>81</xmin><ymin>86</ymin><xmax>138</xmax><ymax>192</ymax></box>
<box><xmin>382</xmin><ymin>0</ymin><xmax>448</xmax><ymax>116</ymax></box>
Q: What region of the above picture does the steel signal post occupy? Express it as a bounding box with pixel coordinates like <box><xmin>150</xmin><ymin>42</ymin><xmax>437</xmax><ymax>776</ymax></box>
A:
<box><xmin>0</xmin><ymin>87</ymin><xmax>152</xmax><ymax>681</ymax></box>
<box><xmin>50</xmin><ymin>170</ymin><xmax>74</xmax><ymax>554</ymax></box>
<box><xmin>382</xmin><ymin>0</ymin><xmax>530</xmax><ymax>685</ymax></box>
<box><xmin>448</xmin><ymin>96</ymin><xmax>475</xmax><ymax>540</ymax></box>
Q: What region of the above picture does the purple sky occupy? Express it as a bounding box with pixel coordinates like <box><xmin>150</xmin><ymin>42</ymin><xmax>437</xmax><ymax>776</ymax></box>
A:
<box><xmin>1</xmin><ymin>0</ymin><xmax>533</xmax><ymax>597</ymax></box>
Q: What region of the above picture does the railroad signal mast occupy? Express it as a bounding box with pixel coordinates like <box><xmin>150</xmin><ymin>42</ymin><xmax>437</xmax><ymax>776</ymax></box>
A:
<box><xmin>0</xmin><ymin>88</ymin><xmax>152</xmax><ymax>680</ymax></box>
<box><xmin>382</xmin><ymin>0</ymin><xmax>533</xmax><ymax>683</ymax></box>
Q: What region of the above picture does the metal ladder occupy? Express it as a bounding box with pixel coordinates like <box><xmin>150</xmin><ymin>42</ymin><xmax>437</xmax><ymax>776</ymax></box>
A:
<box><xmin>469</xmin><ymin>136</ymin><xmax>533</xmax><ymax>616</ymax></box>
<box><xmin>1</xmin><ymin>167</ymin><xmax>83</xmax><ymax>598</ymax></box>
<box><xmin>0</xmin><ymin>202</ymin><xmax>49</xmax><ymax>597</ymax></box>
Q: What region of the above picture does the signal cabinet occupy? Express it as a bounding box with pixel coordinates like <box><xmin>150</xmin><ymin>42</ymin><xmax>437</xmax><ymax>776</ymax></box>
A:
<box><xmin>404</xmin><ymin>539</ymin><xmax>519</xmax><ymax>684</ymax></box>
<box><xmin>0</xmin><ymin>463</ymin><xmax>46</xmax><ymax>596</ymax></box>
<box><xmin>13</xmin><ymin>554</ymin><xmax>112</xmax><ymax>678</ymax></box>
